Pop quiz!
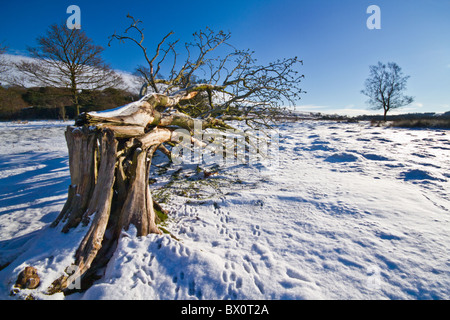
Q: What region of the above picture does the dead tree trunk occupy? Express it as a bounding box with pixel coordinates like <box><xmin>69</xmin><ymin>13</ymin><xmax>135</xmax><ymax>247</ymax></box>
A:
<box><xmin>49</xmin><ymin>110</ymin><xmax>180</xmax><ymax>292</ymax></box>
<box><xmin>51</xmin><ymin>126</ymin><xmax>97</xmax><ymax>232</ymax></box>
<box><xmin>48</xmin><ymin>88</ymin><xmax>234</xmax><ymax>293</ymax></box>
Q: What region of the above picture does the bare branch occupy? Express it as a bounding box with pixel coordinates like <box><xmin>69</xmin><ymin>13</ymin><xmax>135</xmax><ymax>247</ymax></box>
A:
<box><xmin>105</xmin><ymin>15</ymin><xmax>305</xmax><ymax>128</ymax></box>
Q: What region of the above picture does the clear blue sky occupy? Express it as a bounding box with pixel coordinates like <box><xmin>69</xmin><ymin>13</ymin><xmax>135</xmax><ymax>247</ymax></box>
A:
<box><xmin>1</xmin><ymin>0</ymin><xmax>449</xmax><ymax>115</ymax></box>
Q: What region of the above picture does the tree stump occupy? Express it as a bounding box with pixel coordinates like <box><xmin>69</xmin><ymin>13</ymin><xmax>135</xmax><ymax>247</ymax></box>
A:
<box><xmin>50</xmin><ymin>111</ymin><xmax>179</xmax><ymax>291</ymax></box>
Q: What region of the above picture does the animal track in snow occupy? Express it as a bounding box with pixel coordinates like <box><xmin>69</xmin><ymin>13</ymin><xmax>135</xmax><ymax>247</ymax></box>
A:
<box><xmin>212</xmin><ymin>206</ymin><xmax>242</xmax><ymax>246</ymax></box>
<box><xmin>252</xmin><ymin>225</ymin><xmax>261</xmax><ymax>236</ymax></box>
<box><xmin>222</xmin><ymin>261</ymin><xmax>242</xmax><ymax>299</ymax></box>
<box><xmin>254</xmin><ymin>276</ymin><xmax>265</xmax><ymax>294</ymax></box>
<box><xmin>243</xmin><ymin>254</ymin><xmax>259</xmax><ymax>273</ymax></box>
<box><xmin>220</xmin><ymin>215</ymin><xmax>230</xmax><ymax>223</ymax></box>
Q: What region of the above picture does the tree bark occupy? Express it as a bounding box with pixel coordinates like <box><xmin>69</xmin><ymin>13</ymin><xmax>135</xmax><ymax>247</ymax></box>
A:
<box><xmin>51</xmin><ymin>126</ymin><xmax>97</xmax><ymax>232</ymax></box>
<box><xmin>69</xmin><ymin>129</ymin><xmax>118</xmax><ymax>284</ymax></box>
<box><xmin>51</xmin><ymin>121</ymin><xmax>175</xmax><ymax>292</ymax></box>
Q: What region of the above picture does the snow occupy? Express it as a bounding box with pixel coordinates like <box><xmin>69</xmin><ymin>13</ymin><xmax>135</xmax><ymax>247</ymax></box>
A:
<box><xmin>88</xmin><ymin>100</ymin><xmax>143</xmax><ymax>117</ymax></box>
<box><xmin>0</xmin><ymin>120</ymin><xmax>449</xmax><ymax>300</ymax></box>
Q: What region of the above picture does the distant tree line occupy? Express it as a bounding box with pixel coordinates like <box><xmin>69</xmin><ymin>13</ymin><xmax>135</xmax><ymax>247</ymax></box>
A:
<box><xmin>0</xmin><ymin>86</ymin><xmax>138</xmax><ymax>120</ymax></box>
<box><xmin>0</xmin><ymin>22</ymin><xmax>137</xmax><ymax>121</ymax></box>
<box><xmin>317</xmin><ymin>111</ymin><xmax>450</xmax><ymax>129</ymax></box>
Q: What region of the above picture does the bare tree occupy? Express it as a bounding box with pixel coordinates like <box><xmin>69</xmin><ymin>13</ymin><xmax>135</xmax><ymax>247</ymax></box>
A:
<box><xmin>15</xmin><ymin>22</ymin><xmax>124</xmax><ymax>116</ymax></box>
<box><xmin>0</xmin><ymin>43</ymin><xmax>10</xmax><ymax>85</ymax></box>
<box><xmin>108</xmin><ymin>15</ymin><xmax>304</xmax><ymax>127</ymax></box>
<box><xmin>361</xmin><ymin>62</ymin><xmax>414</xmax><ymax>121</ymax></box>
<box><xmin>34</xmin><ymin>15</ymin><xmax>305</xmax><ymax>294</ymax></box>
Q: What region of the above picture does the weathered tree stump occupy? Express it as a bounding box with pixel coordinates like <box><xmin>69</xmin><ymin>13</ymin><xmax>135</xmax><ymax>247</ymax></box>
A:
<box><xmin>49</xmin><ymin>93</ymin><xmax>205</xmax><ymax>292</ymax></box>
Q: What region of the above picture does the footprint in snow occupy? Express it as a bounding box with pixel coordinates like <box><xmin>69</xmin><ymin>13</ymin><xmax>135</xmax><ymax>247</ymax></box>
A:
<box><xmin>253</xmin><ymin>276</ymin><xmax>265</xmax><ymax>294</ymax></box>
<box><xmin>252</xmin><ymin>225</ymin><xmax>261</xmax><ymax>236</ymax></box>
<box><xmin>222</xmin><ymin>261</ymin><xmax>243</xmax><ymax>299</ymax></box>
<box><xmin>286</xmin><ymin>268</ymin><xmax>311</xmax><ymax>282</ymax></box>
<box><xmin>172</xmin><ymin>271</ymin><xmax>184</xmax><ymax>296</ymax></box>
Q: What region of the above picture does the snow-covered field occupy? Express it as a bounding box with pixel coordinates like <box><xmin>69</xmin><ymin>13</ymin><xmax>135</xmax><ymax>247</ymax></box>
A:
<box><xmin>0</xmin><ymin>120</ymin><xmax>449</xmax><ymax>300</ymax></box>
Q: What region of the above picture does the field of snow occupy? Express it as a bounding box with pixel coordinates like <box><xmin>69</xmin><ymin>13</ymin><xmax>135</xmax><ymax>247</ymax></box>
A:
<box><xmin>0</xmin><ymin>120</ymin><xmax>449</xmax><ymax>300</ymax></box>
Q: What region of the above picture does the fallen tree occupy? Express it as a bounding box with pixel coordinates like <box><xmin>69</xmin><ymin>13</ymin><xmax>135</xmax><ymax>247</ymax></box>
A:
<box><xmin>47</xmin><ymin>15</ymin><xmax>305</xmax><ymax>293</ymax></box>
